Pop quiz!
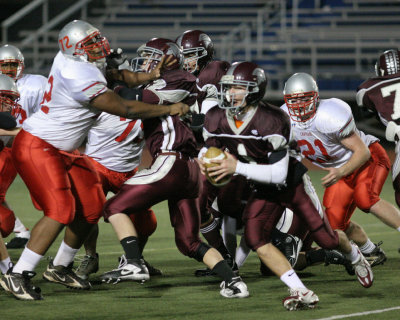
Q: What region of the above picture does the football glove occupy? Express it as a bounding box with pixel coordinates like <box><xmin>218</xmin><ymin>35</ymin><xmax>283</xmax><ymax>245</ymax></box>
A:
<box><xmin>106</xmin><ymin>48</ymin><xmax>132</xmax><ymax>71</ymax></box>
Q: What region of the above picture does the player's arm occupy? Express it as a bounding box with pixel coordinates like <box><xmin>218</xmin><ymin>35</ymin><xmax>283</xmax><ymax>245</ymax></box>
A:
<box><xmin>90</xmin><ymin>90</ymin><xmax>189</xmax><ymax>119</ymax></box>
<box><xmin>321</xmin><ymin>132</ymin><xmax>370</xmax><ymax>187</ymax></box>
<box><xmin>107</xmin><ymin>55</ymin><xmax>173</xmax><ymax>88</ymax></box>
<box><xmin>208</xmin><ymin>149</ymin><xmax>289</xmax><ymax>185</ymax></box>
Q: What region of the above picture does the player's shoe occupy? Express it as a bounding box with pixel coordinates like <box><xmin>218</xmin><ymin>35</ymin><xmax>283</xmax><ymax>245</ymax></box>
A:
<box><xmin>5</xmin><ymin>236</ymin><xmax>29</xmax><ymax>249</ymax></box>
<box><xmin>75</xmin><ymin>253</ymin><xmax>99</xmax><ymax>280</ymax></box>
<box><xmin>43</xmin><ymin>260</ymin><xmax>91</xmax><ymax>289</ymax></box>
<box><xmin>353</xmin><ymin>247</ymin><xmax>373</xmax><ymax>288</ymax></box>
<box><xmin>0</xmin><ymin>270</ymin><xmax>43</xmax><ymax>300</ymax></box>
<box><xmin>272</xmin><ymin>233</ymin><xmax>302</xmax><ymax>267</ymax></box>
<box><xmin>283</xmin><ymin>288</ymin><xmax>319</xmax><ymax>311</ymax></box>
<box><xmin>143</xmin><ymin>259</ymin><xmax>162</xmax><ymax>276</ymax></box>
<box><xmin>219</xmin><ymin>276</ymin><xmax>249</xmax><ymax>298</ymax></box>
<box><xmin>100</xmin><ymin>255</ymin><xmax>149</xmax><ymax>284</ymax></box>
<box><xmin>363</xmin><ymin>242</ymin><xmax>387</xmax><ymax>267</ymax></box>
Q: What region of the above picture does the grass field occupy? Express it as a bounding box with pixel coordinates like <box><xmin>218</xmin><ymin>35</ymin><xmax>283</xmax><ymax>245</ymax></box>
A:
<box><xmin>1</xmin><ymin>170</ymin><xmax>400</xmax><ymax>320</ymax></box>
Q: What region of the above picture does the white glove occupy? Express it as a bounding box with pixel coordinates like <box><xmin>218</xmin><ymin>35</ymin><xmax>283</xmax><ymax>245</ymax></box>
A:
<box><xmin>385</xmin><ymin>121</ymin><xmax>400</xmax><ymax>142</ymax></box>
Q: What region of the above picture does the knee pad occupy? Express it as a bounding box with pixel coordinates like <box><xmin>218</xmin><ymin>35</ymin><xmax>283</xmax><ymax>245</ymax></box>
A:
<box><xmin>192</xmin><ymin>242</ymin><xmax>212</xmax><ymax>262</ymax></box>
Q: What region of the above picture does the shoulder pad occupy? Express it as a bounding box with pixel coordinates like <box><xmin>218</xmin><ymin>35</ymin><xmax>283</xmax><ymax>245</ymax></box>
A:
<box><xmin>315</xmin><ymin>98</ymin><xmax>354</xmax><ymax>134</ymax></box>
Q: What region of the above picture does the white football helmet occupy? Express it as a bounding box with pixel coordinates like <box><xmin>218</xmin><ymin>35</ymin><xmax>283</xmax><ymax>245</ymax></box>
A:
<box><xmin>283</xmin><ymin>72</ymin><xmax>319</xmax><ymax>123</ymax></box>
<box><xmin>58</xmin><ymin>20</ymin><xmax>110</xmax><ymax>67</ymax></box>
<box><xmin>0</xmin><ymin>73</ymin><xmax>21</xmax><ymax>114</ymax></box>
<box><xmin>0</xmin><ymin>44</ymin><xmax>24</xmax><ymax>80</ymax></box>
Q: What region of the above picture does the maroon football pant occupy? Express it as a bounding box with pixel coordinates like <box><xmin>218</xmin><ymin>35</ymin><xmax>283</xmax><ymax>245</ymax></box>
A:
<box><xmin>244</xmin><ymin>177</ymin><xmax>339</xmax><ymax>251</ymax></box>
<box><xmin>104</xmin><ymin>154</ymin><xmax>203</xmax><ymax>258</ymax></box>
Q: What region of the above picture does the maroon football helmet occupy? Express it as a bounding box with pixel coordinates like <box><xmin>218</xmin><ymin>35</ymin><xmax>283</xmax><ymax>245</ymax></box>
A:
<box><xmin>375</xmin><ymin>49</ymin><xmax>400</xmax><ymax>77</ymax></box>
<box><xmin>131</xmin><ymin>38</ymin><xmax>183</xmax><ymax>73</ymax></box>
<box><xmin>218</xmin><ymin>61</ymin><xmax>267</xmax><ymax>115</ymax></box>
<box><xmin>175</xmin><ymin>30</ymin><xmax>214</xmax><ymax>76</ymax></box>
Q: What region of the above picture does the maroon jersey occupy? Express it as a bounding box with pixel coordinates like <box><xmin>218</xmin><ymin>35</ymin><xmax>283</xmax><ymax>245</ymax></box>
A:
<box><xmin>204</xmin><ymin>101</ymin><xmax>290</xmax><ymax>164</ymax></box>
<box><xmin>357</xmin><ymin>73</ymin><xmax>400</xmax><ymax>125</ymax></box>
<box><xmin>196</xmin><ymin>60</ymin><xmax>230</xmax><ymax>112</ymax></box>
<box><xmin>141</xmin><ymin>69</ymin><xmax>199</xmax><ymax>158</ymax></box>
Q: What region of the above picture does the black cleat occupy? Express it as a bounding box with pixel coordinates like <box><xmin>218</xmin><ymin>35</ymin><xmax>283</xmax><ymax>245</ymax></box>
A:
<box><xmin>363</xmin><ymin>242</ymin><xmax>387</xmax><ymax>267</ymax></box>
<box><xmin>143</xmin><ymin>259</ymin><xmax>162</xmax><ymax>276</ymax></box>
<box><xmin>43</xmin><ymin>260</ymin><xmax>91</xmax><ymax>289</ymax></box>
<box><xmin>0</xmin><ymin>270</ymin><xmax>42</xmax><ymax>300</ymax></box>
<box><xmin>5</xmin><ymin>237</ymin><xmax>29</xmax><ymax>249</ymax></box>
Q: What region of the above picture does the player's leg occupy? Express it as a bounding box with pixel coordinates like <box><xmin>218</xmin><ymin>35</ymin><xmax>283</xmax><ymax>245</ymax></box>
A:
<box><xmin>4</xmin><ymin>131</ymin><xmax>75</xmax><ymax>300</ymax></box>
<box><xmin>42</xmin><ymin>155</ymin><xmax>104</xmax><ymax>290</ymax></box>
<box><xmin>244</xmin><ymin>195</ymin><xmax>318</xmax><ymax>310</ymax></box>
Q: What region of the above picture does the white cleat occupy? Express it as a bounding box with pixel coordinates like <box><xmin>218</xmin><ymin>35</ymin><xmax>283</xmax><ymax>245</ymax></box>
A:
<box><xmin>353</xmin><ymin>246</ymin><xmax>373</xmax><ymax>288</ymax></box>
<box><xmin>220</xmin><ymin>276</ymin><xmax>249</xmax><ymax>298</ymax></box>
<box><xmin>100</xmin><ymin>255</ymin><xmax>149</xmax><ymax>284</ymax></box>
<box><xmin>283</xmin><ymin>288</ymin><xmax>319</xmax><ymax>311</ymax></box>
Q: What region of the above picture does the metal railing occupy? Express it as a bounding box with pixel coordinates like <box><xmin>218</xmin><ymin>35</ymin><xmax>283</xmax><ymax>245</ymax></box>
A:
<box><xmin>2</xmin><ymin>0</ymin><xmax>93</xmax><ymax>73</ymax></box>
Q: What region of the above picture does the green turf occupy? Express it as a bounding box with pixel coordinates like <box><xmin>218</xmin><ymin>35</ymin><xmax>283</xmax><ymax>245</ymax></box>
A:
<box><xmin>1</xmin><ymin>170</ymin><xmax>399</xmax><ymax>320</ymax></box>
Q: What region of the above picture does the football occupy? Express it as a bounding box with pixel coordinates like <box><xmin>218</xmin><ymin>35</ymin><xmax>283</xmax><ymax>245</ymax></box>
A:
<box><xmin>203</xmin><ymin>147</ymin><xmax>232</xmax><ymax>187</ymax></box>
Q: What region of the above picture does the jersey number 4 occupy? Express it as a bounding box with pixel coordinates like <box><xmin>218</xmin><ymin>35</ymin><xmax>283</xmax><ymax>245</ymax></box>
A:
<box><xmin>298</xmin><ymin>139</ymin><xmax>331</xmax><ymax>163</ymax></box>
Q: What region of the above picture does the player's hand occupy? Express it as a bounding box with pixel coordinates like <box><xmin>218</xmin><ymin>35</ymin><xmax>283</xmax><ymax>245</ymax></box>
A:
<box><xmin>106</xmin><ymin>48</ymin><xmax>131</xmax><ymax>70</ymax></box>
<box><xmin>321</xmin><ymin>167</ymin><xmax>343</xmax><ymax>187</ymax></box>
<box><xmin>206</xmin><ymin>152</ymin><xmax>237</xmax><ymax>182</ymax></box>
<box><xmin>196</xmin><ymin>157</ymin><xmax>206</xmax><ymax>175</ymax></box>
<box><xmin>149</xmin><ymin>55</ymin><xmax>176</xmax><ymax>80</ymax></box>
<box><xmin>169</xmin><ymin>102</ymin><xmax>189</xmax><ymax>116</ymax></box>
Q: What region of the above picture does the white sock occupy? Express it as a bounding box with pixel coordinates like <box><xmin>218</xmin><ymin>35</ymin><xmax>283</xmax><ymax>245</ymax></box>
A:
<box><xmin>359</xmin><ymin>239</ymin><xmax>376</xmax><ymax>254</ymax></box>
<box><xmin>0</xmin><ymin>257</ymin><xmax>12</xmax><ymax>274</ymax></box>
<box><xmin>344</xmin><ymin>243</ymin><xmax>360</xmax><ymax>264</ymax></box>
<box><xmin>13</xmin><ymin>247</ymin><xmax>43</xmax><ymax>274</ymax></box>
<box><xmin>397</xmin><ymin>226</ymin><xmax>400</xmax><ymax>232</ymax></box>
<box><xmin>53</xmin><ymin>241</ymin><xmax>79</xmax><ymax>267</ymax></box>
<box><xmin>13</xmin><ymin>217</ymin><xmax>29</xmax><ymax>235</ymax></box>
<box><xmin>280</xmin><ymin>269</ymin><xmax>306</xmax><ymax>289</ymax></box>
<box><xmin>235</xmin><ymin>237</ymin><xmax>251</xmax><ymax>268</ymax></box>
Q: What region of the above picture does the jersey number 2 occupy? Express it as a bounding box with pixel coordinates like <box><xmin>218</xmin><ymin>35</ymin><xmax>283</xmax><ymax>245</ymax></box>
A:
<box><xmin>297</xmin><ymin>139</ymin><xmax>331</xmax><ymax>163</ymax></box>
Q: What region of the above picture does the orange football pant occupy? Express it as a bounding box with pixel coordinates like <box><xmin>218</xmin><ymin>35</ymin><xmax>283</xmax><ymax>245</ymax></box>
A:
<box><xmin>12</xmin><ymin>130</ymin><xmax>105</xmax><ymax>225</ymax></box>
<box><xmin>323</xmin><ymin>142</ymin><xmax>390</xmax><ymax>230</ymax></box>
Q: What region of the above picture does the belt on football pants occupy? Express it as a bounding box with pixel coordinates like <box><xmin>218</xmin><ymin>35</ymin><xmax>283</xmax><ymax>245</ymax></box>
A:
<box><xmin>156</xmin><ymin>151</ymin><xmax>190</xmax><ymax>160</ymax></box>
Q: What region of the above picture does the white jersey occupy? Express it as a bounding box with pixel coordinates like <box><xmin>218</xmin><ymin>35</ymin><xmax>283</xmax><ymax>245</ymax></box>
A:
<box><xmin>84</xmin><ymin>112</ymin><xmax>144</xmax><ymax>172</ymax></box>
<box><xmin>15</xmin><ymin>73</ymin><xmax>47</xmax><ymax>126</ymax></box>
<box><xmin>23</xmin><ymin>52</ymin><xmax>107</xmax><ymax>152</ymax></box>
<box><xmin>281</xmin><ymin>98</ymin><xmax>378</xmax><ymax>168</ymax></box>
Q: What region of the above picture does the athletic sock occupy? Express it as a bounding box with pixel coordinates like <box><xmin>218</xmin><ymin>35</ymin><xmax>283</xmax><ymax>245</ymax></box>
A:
<box><xmin>121</xmin><ymin>236</ymin><xmax>141</xmax><ymax>263</ymax></box>
<box><xmin>359</xmin><ymin>239</ymin><xmax>376</xmax><ymax>254</ymax></box>
<box><xmin>0</xmin><ymin>257</ymin><xmax>12</xmax><ymax>274</ymax></box>
<box><xmin>280</xmin><ymin>269</ymin><xmax>306</xmax><ymax>289</ymax></box>
<box><xmin>211</xmin><ymin>260</ymin><xmax>235</xmax><ymax>283</ymax></box>
<box><xmin>53</xmin><ymin>241</ymin><xmax>79</xmax><ymax>267</ymax></box>
<box><xmin>13</xmin><ymin>247</ymin><xmax>43</xmax><ymax>274</ymax></box>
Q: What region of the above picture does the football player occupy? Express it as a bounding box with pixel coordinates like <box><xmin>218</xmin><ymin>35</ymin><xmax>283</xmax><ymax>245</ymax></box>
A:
<box><xmin>356</xmin><ymin>50</ymin><xmax>400</xmax><ymax>250</ymax></box>
<box><xmin>0</xmin><ymin>74</ymin><xmax>19</xmax><ymax>277</ymax></box>
<box><xmin>199</xmin><ymin>61</ymin><xmax>374</xmax><ymax>310</ymax></box>
<box><xmin>283</xmin><ymin>72</ymin><xmax>398</xmax><ymax>267</ymax></box>
<box><xmin>100</xmin><ymin>37</ymin><xmax>249</xmax><ymax>298</ymax></box>
<box><xmin>0</xmin><ymin>20</ymin><xmax>188</xmax><ymax>301</ymax></box>
<box><xmin>176</xmin><ymin>30</ymin><xmax>236</xmax><ymax>273</ymax></box>
<box><xmin>74</xmin><ymin>41</ymin><xmax>181</xmax><ymax>279</ymax></box>
<box><xmin>0</xmin><ymin>44</ymin><xmax>47</xmax><ymax>249</ymax></box>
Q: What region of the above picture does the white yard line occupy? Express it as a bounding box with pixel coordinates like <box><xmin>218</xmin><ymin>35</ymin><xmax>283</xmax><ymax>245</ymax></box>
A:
<box><xmin>314</xmin><ymin>306</ymin><xmax>400</xmax><ymax>320</ymax></box>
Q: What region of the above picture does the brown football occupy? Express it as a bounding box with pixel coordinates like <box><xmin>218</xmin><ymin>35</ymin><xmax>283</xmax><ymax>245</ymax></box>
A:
<box><xmin>203</xmin><ymin>147</ymin><xmax>232</xmax><ymax>187</ymax></box>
